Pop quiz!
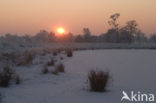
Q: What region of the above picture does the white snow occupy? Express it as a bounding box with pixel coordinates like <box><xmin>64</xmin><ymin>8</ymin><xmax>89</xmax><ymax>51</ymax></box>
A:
<box><xmin>1</xmin><ymin>50</ymin><xmax>156</xmax><ymax>103</ymax></box>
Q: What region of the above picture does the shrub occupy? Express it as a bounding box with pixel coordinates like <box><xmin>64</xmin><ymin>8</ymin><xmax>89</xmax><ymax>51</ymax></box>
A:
<box><xmin>51</xmin><ymin>69</ymin><xmax>58</xmax><ymax>75</ymax></box>
<box><xmin>53</xmin><ymin>51</ymin><xmax>57</xmax><ymax>56</ymax></box>
<box><xmin>16</xmin><ymin>52</ymin><xmax>34</xmax><ymax>66</ymax></box>
<box><xmin>55</xmin><ymin>63</ymin><xmax>65</xmax><ymax>72</ymax></box>
<box><xmin>41</xmin><ymin>66</ymin><xmax>49</xmax><ymax>74</ymax></box>
<box><xmin>66</xmin><ymin>49</ymin><xmax>73</xmax><ymax>57</ymax></box>
<box><xmin>0</xmin><ymin>65</ymin><xmax>14</xmax><ymax>87</ymax></box>
<box><xmin>56</xmin><ymin>48</ymin><xmax>63</xmax><ymax>53</ymax></box>
<box><xmin>24</xmin><ymin>52</ymin><xmax>34</xmax><ymax>65</ymax></box>
<box><xmin>60</xmin><ymin>57</ymin><xmax>64</xmax><ymax>60</ymax></box>
<box><xmin>1</xmin><ymin>52</ymin><xmax>17</xmax><ymax>63</ymax></box>
<box><xmin>88</xmin><ymin>70</ymin><xmax>109</xmax><ymax>92</ymax></box>
<box><xmin>15</xmin><ymin>75</ymin><xmax>21</xmax><ymax>85</ymax></box>
<box><xmin>47</xmin><ymin>59</ymin><xmax>55</xmax><ymax>66</ymax></box>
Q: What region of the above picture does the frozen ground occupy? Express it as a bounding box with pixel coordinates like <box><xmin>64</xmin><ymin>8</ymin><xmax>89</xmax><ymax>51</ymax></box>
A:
<box><xmin>1</xmin><ymin>42</ymin><xmax>156</xmax><ymax>53</ymax></box>
<box><xmin>1</xmin><ymin>50</ymin><xmax>156</xmax><ymax>103</ymax></box>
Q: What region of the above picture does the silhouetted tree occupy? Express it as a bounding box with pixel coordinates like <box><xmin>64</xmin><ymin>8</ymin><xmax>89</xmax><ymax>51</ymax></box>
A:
<box><xmin>49</xmin><ymin>32</ymin><xmax>56</xmax><ymax>42</ymax></box>
<box><xmin>135</xmin><ymin>30</ymin><xmax>147</xmax><ymax>42</ymax></box>
<box><xmin>105</xmin><ymin>13</ymin><xmax>121</xmax><ymax>43</ymax></box>
<box><xmin>22</xmin><ymin>35</ymin><xmax>32</xmax><ymax>44</ymax></box>
<box><xmin>124</xmin><ymin>20</ymin><xmax>138</xmax><ymax>37</ymax></box>
<box><xmin>59</xmin><ymin>32</ymin><xmax>74</xmax><ymax>42</ymax></box>
<box><xmin>83</xmin><ymin>28</ymin><xmax>92</xmax><ymax>42</ymax></box>
<box><xmin>75</xmin><ymin>35</ymin><xmax>84</xmax><ymax>42</ymax></box>
<box><xmin>108</xmin><ymin>13</ymin><xmax>120</xmax><ymax>31</ymax></box>
<box><xmin>118</xmin><ymin>20</ymin><xmax>140</xmax><ymax>43</ymax></box>
<box><xmin>98</xmin><ymin>34</ymin><xmax>105</xmax><ymax>42</ymax></box>
<box><xmin>33</xmin><ymin>30</ymin><xmax>55</xmax><ymax>43</ymax></box>
<box><xmin>66</xmin><ymin>32</ymin><xmax>74</xmax><ymax>42</ymax></box>
<box><xmin>105</xmin><ymin>29</ymin><xmax>119</xmax><ymax>43</ymax></box>
<box><xmin>150</xmin><ymin>34</ymin><xmax>156</xmax><ymax>42</ymax></box>
<box><xmin>119</xmin><ymin>28</ymin><xmax>134</xmax><ymax>43</ymax></box>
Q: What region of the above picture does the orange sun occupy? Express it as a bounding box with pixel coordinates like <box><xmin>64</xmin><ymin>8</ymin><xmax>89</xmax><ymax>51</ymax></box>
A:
<box><xmin>57</xmin><ymin>27</ymin><xmax>65</xmax><ymax>35</ymax></box>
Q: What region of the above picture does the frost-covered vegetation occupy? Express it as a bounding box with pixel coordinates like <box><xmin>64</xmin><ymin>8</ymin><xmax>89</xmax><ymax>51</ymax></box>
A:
<box><xmin>0</xmin><ymin>50</ymin><xmax>155</xmax><ymax>103</ymax></box>
<box><xmin>0</xmin><ymin>47</ymin><xmax>72</xmax><ymax>103</ymax></box>
<box><xmin>0</xmin><ymin>65</ymin><xmax>20</xmax><ymax>87</ymax></box>
<box><xmin>0</xmin><ymin>46</ymin><xmax>156</xmax><ymax>103</ymax></box>
<box><xmin>88</xmin><ymin>69</ymin><xmax>109</xmax><ymax>92</ymax></box>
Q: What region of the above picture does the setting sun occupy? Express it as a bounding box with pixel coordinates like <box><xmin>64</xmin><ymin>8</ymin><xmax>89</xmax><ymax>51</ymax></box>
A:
<box><xmin>57</xmin><ymin>27</ymin><xmax>65</xmax><ymax>34</ymax></box>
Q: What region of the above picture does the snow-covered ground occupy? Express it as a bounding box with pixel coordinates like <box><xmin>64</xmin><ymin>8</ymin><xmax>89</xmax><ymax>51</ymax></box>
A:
<box><xmin>1</xmin><ymin>50</ymin><xmax>156</xmax><ymax>103</ymax></box>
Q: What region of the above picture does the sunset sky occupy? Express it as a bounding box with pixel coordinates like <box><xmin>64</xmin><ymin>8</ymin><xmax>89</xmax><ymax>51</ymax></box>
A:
<box><xmin>0</xmin><ymin>0</ymin><xmax>156</xmax><ymax>35</ymax></box>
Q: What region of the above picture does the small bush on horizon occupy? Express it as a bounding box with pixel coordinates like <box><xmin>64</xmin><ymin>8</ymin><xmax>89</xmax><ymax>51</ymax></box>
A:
<box><xmin>55</xmin><ymin>63</ymin><xmax>65</xmax><ymax>73</ymax></box>
<box><xmin>88</xmin><ymin>69</ymin><xmax>109</xmax><ymax>92</ymax></box>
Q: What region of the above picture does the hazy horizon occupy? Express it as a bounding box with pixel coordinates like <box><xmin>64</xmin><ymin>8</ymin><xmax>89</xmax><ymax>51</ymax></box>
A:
<box><xmin>0</xmin><ymin>0</ymin><xmax>156</xmax><ymax>35</ymax></box>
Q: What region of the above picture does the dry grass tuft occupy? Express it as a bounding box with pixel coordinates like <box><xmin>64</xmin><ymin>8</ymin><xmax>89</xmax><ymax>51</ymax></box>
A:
<box><xmin>55</xmin><ymin>63</ymin><xmax>65</xmax><ymax>73</ymax></box>
<box><xmin>41</xmin><ymin>66</ymin><xmax>49</xmax><ymax>74</ymax></box>
<box><xmin>0</xmin><ymin>65</ymin><xmax>14</xmax><ymax>87</ymax></box>
<box><xmin>88</xmin><ymin>69</ymin><xmax>109</xmax><ymax>92</ymax></box>
<box><xmin>15</xmin><ymin>75</ymin><xmax>21</xmax><ymax>85</ymax></box>
<box><xmin>66</xmin><ymin>49</ymin><xmax>73</xmax><ymax>57</ymax></box>
<box><xmin>47</xmin><ymin>59</ymin><xmax>55</xmax><ymax>66</ymax></box>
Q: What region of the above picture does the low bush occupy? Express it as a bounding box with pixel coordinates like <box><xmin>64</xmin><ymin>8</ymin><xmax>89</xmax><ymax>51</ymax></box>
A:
<box><xmin>41</xmin><ymin>66</ymin><xmax>49</xmax><ymax>74</ymax></box>
<box><xmin>53</xmin><ymin>51</ymin><xmax>57</xmax><ymax>56</ymax></box>
<box><xmin>47</xmin><ymin>59</ymin><xmax>55</xmax><ymax>66</ymax></box>
<box><xmin>0</xmin><ymin>65</ymin><xmax>14</xmax><ymax>87</ymax></box>
<box><xmin>15</xmin><ymin>52</ymin><xmax>34</xmax><ymax>66</ymax></box>
<box><xmin>60</xmin><ymin>57</ymin><xmax>64</xmax><ymax>60</ymax></box>
<box><xmin>55</xmin><ymin>63</ymin><xmax>65</xmax><ymax>72</ymax></box>
<box><xmin>88</xmin><ymin>70</ymin><xmax>109</xmax><ymax>92</ymax></box>
<box><xmin>66</xmin><ymin>49</ymin><xmax>73</xmax><ymax>57</ymax></box>
<box><xmin>15</xmin><ymin>75</ymin><xmax>21</xmax><ymax>85</ymax></box>
<box><xmin>56</xmin><ymin>48</ymin><xmax>63</xmax><ymax>54</ymax></box>
<box><xmin>51</xmin><ymin>69</ymin><xmax>58</xmax><ymax>75</ymax></box>
<box><xmin>25</xmin><ymin>53</ymin><xmax>34</xmax><ymax>65</ymax></box>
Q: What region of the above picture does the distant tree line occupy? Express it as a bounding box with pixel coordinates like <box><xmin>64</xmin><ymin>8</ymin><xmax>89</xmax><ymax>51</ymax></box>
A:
<box><xmin>0</xmin><ymin>13</ymin><xmax>156</xmax><ymax>44</ymax></box>
<box><xmin>74</xmin><ymin>13</ymin><xmax>150</xmax><ymax>43</ymax></box>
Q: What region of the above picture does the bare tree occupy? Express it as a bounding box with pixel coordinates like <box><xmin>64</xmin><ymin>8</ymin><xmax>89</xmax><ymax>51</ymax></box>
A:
<box><xmin>108</xmin><ymin>13</ymin><xmax>120</xmax><ymax>30</ymax></box>
<box><xmin>106</xmin><ymin>13</ymin><xmax>120</xmax><ymax>43</ymax></box>
<box><xmin>124</xmin><ymin>20</ymin><xmax>138</xmax><ymax>37</ymax></box>
<box><xmin>75</xmin><ymin>35</ymin><xmax>84</xmax><ymax>42</ymax></box>
<box><xmin>135</xmin><ymin>30</ymin><xmax>147</xmax><ymax>43</ymax></box>
<box><xmin>83</xmin><ymin>28</ymin><xmax>92</xmax><ymax>42</ymax></box>
<box><xmin>150</xmin><ymin>34</ymin><xmax>156</xmax><ymax>42</ymax></box>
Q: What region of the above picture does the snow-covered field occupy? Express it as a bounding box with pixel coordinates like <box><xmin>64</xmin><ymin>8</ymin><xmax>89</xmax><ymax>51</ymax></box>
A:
<box><xmin>1</xmin><ymin>42</ymin><xmax>156</xmax><ymax>53</ymax></box>
<box><xmin>1</xmin><ymin>50</ymin><xmax>156</xmax><ymax>103</ymax></box>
